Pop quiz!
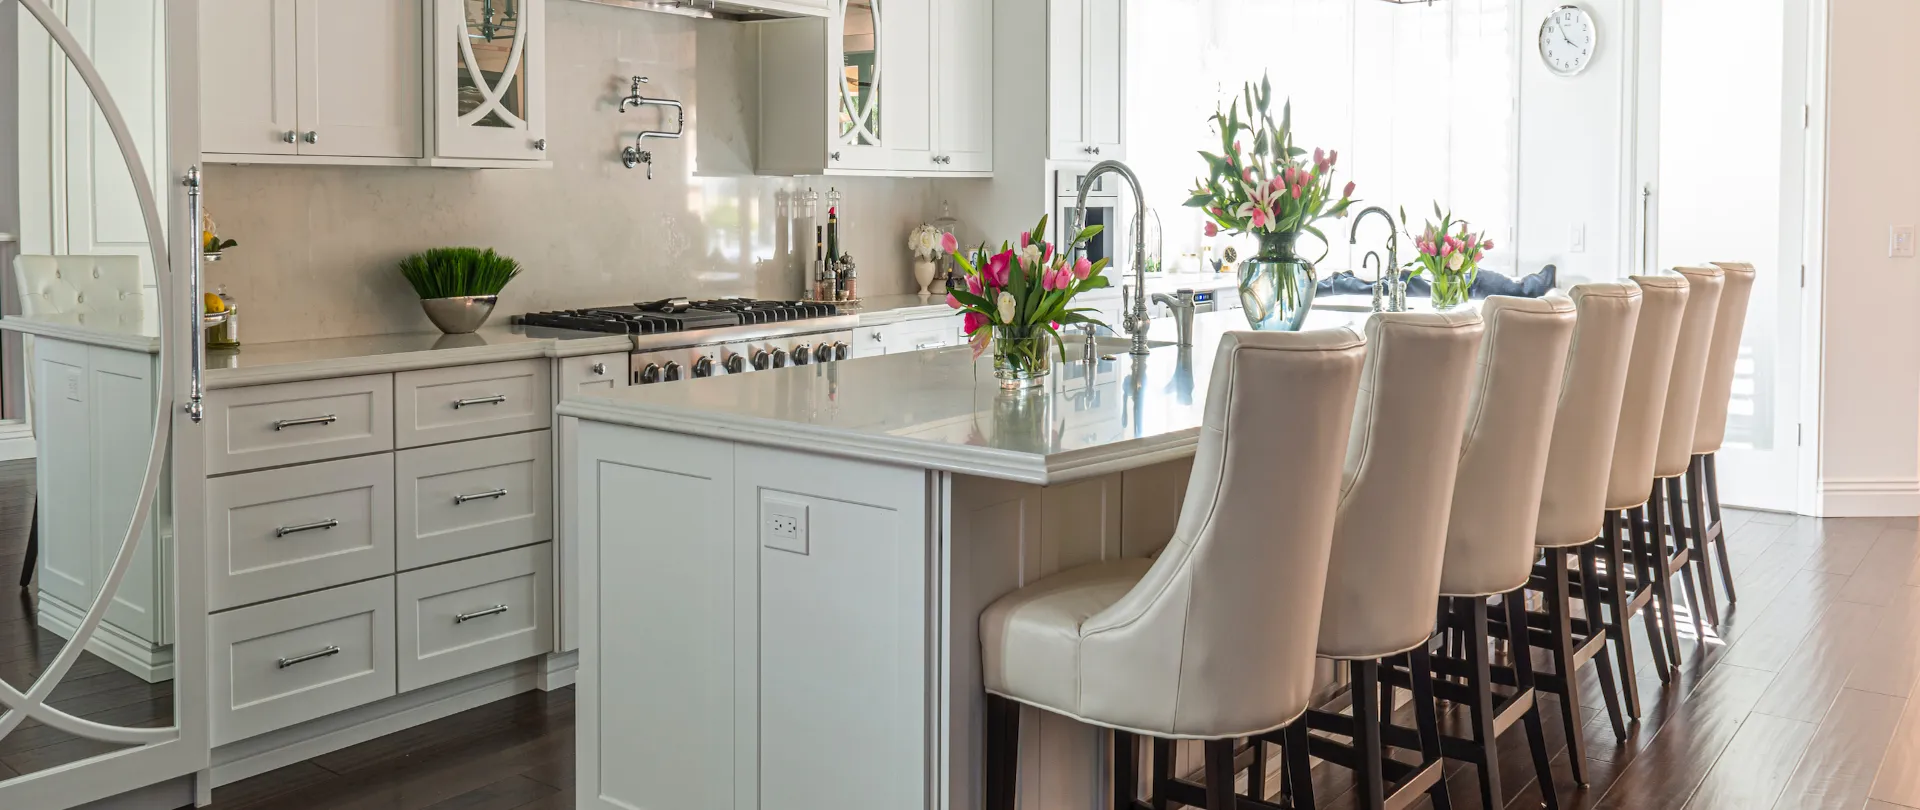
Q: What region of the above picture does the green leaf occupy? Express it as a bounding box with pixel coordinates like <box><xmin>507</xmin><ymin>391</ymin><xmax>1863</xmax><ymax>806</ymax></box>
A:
<box><xmin>1075</xmin><ymin>224</ymin><xmax>1106</xmax><ymax>244</ymax></box>
<box><xmin>949</xmin><ymin>288</ymin><xmax>992</xmax><ymax>310</ymax></box>
<box><xmin>1183</xmin><ymin>192</ymin><xmax>1213</xmax><ymax>209</ymax></box>
<box><xmin>954</xmin><ymin>253</ymin><xmax>977</xmax><ymax>277</ymax></box>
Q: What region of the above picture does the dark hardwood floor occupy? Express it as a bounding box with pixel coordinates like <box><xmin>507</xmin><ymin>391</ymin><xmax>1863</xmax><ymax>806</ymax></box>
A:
<box><xmin>5</xmin><ymin>447</ymin><xmax>1920</xmax><ymax>808</ymax></box>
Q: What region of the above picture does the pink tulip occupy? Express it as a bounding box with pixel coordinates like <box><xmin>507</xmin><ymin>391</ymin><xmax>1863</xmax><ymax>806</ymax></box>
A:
<box><xmin>1328</xmin><ymin>149</ymin><xmax>1338</xmax><ymax>166</ymax></box>
<box><xmin>946</xmin><ymin>293</ymin><xmax>961</xmax><ymax>309</ymax></box>
<box><xmin>1343</xmin><ymin>181</ymin><xmax>1356</xmax><ymax>198</ymax></box>
<box><xmin>1473</xmin><ymin>250</ymin><xmax>1485</xmax><ymax>263</ymax></box>
<box><xmin>1243</xmin><ymin>169</ymin><xmax>1256</xmax><ymax>185</ymax></box>
<box><xmin>1313</xmin><ymin>147</ymin><xmax>1325</xmax><ymax>166</ymax></box>
<box><xmin>1043</xmin><ymin>242</ymin><xmax>1054</xmax><ymax>264</ymax></box>
<box><xmin>1271</xmin><ymin>177</ymin><xmax>1286</xmax><ymax>193</ymax></box>
<box><xmin>1234</xmin><ymin>140</ymin><xmax>1243</xmax><ymax>154</ymax></box>
<box><xmin>1482</xmin><ymin>238</ymin><xmax>1495</xmax><ymax>250</ymax></box>
<box><xmin>940</xmin><ymin>232</ymin><xmax>959</xmax><ymax>254</ymax></box>
<box><xmin>1074</xmin><ymin>256</ymin><xmax>1093</xmax><ymax>279</ymax></box>
<box><xmin>1251</xmin><ymin>209</ymin><xmax>1268</xmax><ymax>228</ymax></box>
<box><xmin>1204</xmin><ymin>221</ymin><xmax>1219</xmax><ymax>237</ymax></box>
<box><xmin>1291</xmin><ymin>185</ymin><xmax>1303</xmax><ymax>199</ymax></box>
<box><xmin>1441</xmin><ymin>241</ymin><xmax>1454</xmax><ymax>257</ymax></box>
<box><xmin>968</xmin><ymin>275</ymin><xmax>984</xmax><ymax>296</ymax></box>
<box><xmin>1020</xmin><ymin>231</ymin><xmax>1031</xmax><ymax>248</ymax></box>
<box><xmin>1051</xmin><ymin>321</ymin><xmax>1061</xmax><ymax>331</ymax></box>
<box><xmin>962</xmin><ymin>311</ymin><xmax>987</xmax><ymax>335</ymax></box>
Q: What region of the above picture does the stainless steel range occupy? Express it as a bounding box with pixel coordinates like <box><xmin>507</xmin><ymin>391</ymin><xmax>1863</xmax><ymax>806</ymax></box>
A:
<box><xmin>513</xmin><ymin>298</ymin><xmax>857</xmax><ymax>385</ymax></box>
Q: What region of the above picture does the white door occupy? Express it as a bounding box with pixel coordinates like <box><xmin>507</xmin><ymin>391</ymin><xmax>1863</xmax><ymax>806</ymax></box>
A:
<box><xmin>1084</xmin><ymin>0</ymin><xmax>1124</xmax><ymax>160</ymax></box>
<box><xmin>884</xmin><ymin>0</ymin><xmax>935</xmax><ymax>172</ymax></box>
<box><xmin>1047</xmin><ymin>0</ymin><xmax>1088</xmax><ymax>161</ymax></box>
<box><xmin>1656</xmin><ymin>0</ymin><xmax>1810</xmax><ymax>510</ymax></box>
<box><xmin>1</xmin><ymin>1</ymin><xmax>208</xmax><ymax>807</ymax></box>
<box><xmin>199</xmin><ymin>0</ymin><xmax>298</xmax><ymax>156</ymax></box>
<box><xmin>933</xmin><ymin>0</ymin><xmax>992</xmax><ymax>172</ymax></box>
<box><xmin>297</xmin><ymin>0</ymin><xmax>423</xmax><ymax>158</ymax></box>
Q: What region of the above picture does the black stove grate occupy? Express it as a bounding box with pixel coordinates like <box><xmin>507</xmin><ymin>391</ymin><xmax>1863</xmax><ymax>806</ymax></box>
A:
<box><xmin>514</xmin><ymin>299</ymin><xmax>839</xmax><ymax>335</ymax></box>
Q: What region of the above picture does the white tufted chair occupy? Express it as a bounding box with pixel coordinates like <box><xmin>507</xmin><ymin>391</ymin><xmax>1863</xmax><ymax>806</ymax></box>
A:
<box><xmin>13</xmin><ymin>255</ymin><xmax>147</xmax><ymax>319</ymax></box>
<box><xmin>1686</xmin><ymin>262</ymin><xmax>1756</xmax><ymax>623</ymax></box>
<box><xmin>979</xmin><ymin>328</ymin><xmax>1368</xmax><ymax>810</ymax></box>
<box><xmin>1644</xmin><ymin>266</ymin><xmax>1725</xmax><ymax>661</ymax></box>
<box><xmin>1427</xmin><ymin>295</ymin><xmax>1576</xmax><ymax>810</ymax></box>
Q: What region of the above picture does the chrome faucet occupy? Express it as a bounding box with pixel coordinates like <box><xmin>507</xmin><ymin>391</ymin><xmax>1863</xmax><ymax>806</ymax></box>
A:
<box><xmin>1151</xmin><ymin>289</ymin><xmax>1197</xmax><ymax>348</ymax></box>
<box><xmin>619</xmin><ymin>77</ymin><xmax>685</xmax><ymax>180</ymax></box>
<box><xmin>1072</xmin><ymin>160</ymin><xmax>1152</xmax><ymax>356</ymax></box>
<box><xmin>1350</xmin><ymin>206</ymin><xmax>1402</xmax><ymax>312</ymax></box>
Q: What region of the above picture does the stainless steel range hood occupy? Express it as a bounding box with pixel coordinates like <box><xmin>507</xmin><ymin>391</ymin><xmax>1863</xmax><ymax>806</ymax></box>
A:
<box><xmin>572</xmin><ymin>0</ymin><xmax>825</xmax><ymax>21</ymax></box>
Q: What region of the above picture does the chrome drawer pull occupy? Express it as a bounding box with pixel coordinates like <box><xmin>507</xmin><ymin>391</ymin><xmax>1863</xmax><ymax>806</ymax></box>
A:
<box><xmin>277</xmin><ymin>646</ymin><xmax>341</xmax><ymax>669</ymax></box>
<box><xmin>455</xmin><ymin>604</ymin><xmax>510</xmax><ymax>623</ymax></box>
<box><xmin>453</xmin><ymin>488</ymin><xmax>509</xmax><ymax>505</ymax></box>
<box><xmin>452</xmin><ymin>395</ymin><xmax>507</xmax><ymax>409</ymax></box>
<box><xmin>916</xmin><ymin>342</ymin><xmax>942</xmax><ymax>350</ymax></box>
<box><xmin>274</xmin><ymin>414</ymin><xmax>337</xmax><ymax>431</ymax></box>
<box><xmin>275</xmin><ymin>518</ymin><xmax>339</xmax><ymax>537</ymax></box>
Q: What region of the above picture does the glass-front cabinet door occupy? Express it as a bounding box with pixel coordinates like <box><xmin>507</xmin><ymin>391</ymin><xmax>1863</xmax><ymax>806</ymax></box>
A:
<box><xmin>433</xmin><ymin>0</ymin><xmax>548</xmax><ymax>162</ymax></box>
<box><xmin>831</xmin><ymin>0</ymin><xmax>890</xmax><ymax>170</ymax></box>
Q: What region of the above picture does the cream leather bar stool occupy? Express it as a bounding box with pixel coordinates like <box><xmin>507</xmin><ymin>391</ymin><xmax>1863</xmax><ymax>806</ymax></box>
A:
<box><xmin>1589</xmin><ymin>275</ymin><xmax>1692</xmax><ymax>712</ymax></box>
<box><xmin>1646</xmin><ymin>266</ymin><xmax>1725</xmax><ymax>650</ymax></box>
<box><xmin>1260</xmin><ymin>311</ymin><xmax>1484</xmax><ymax>810</ymax></box>
<box><xmin>1520</xmin><ymin>283</ymin><xmax>1642</xmax><ymax>789</ymax></box>
<box><xmin>1411</xmin><ymin>297</ymin><xmax>1575</xmax><ymax>810</ymax></box>
<box><xmin>979</xmin><ymin>329</ymin><xmax>1369</xmax><ymax>810</ymax></box>
<box><xmin>1685</xmin><ymin>262</ymin><xmax>1757</xmax><ymax>621</ymax></box>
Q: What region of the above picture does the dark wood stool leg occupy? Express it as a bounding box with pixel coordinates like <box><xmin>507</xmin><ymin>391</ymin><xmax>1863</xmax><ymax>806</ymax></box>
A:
<box><xmin>1545</xmin><ymin>547</ymin><xmax>1590</xmax><ymax>788</ymax></box>
<box><xmin>1665</xmin><ymin>476</ymin><xmax>1709</xmax><ymax>645</ymax></box>
<box><xmin>1505</xmin><ymin>588</ymin><xmax>1561</xmax><ymax>810</ymax></box>
<box><xmin>1152</xmin><ymin>739</ymin><xmax>1173</xmax><ymax>810</ymax></box>
<box><xmin>1114</xmin><ymin>730</ymin><xmax>1138</xmax><ymax>810</ymax></box>
<box><xmin>1351</xmin><ymin>659</ymin><xmax>1387</xmax><ymax>810</ymax></box>
<box><xmin>1632</xmin><ymin>503</ymin><xmax>1677</xmax><ymax>681</ymax></box>
<box><xmin>986</xmin><ymin>694</ymin><xmax>1020</xmax><ymax>810</ymax></box>
<box><xmin>1578</xmin><ymin>543</ymin><xmax>1629</xmax><ymax>742</ymax></box>
<box><xmin>1465</xmin><ymin>598</ymin><xmax>1505</xmax><ymax>810</ymax></box>
<box><xmin>1705</xmin><ymin>453</ymin><xmax>1736</xmax><ymax>604</ymax></box>
<box><xmin>1205</xmin><ymin>739</ymin><xmax>1238</xmax><ymax>810</ymax></box>
<box><xmin>1409</xmin><ymin>641</ymin><xmax>1453</xmax><ymax>810</ymax></box>
<box><xmin>1601</xmin><ymin>511</ymin><xmax>1643</xmax><ymax>718</ymax></box>
<box><xmin>1682</xmin><ymin>459</ymin><xmax>1721</xmax><ymax>626</ymax></box>
<box><xmin>1283</xmin><ymin>722</ymin><xmax>1316</xmax><ymax>810</ymax></box>
<box><xmin>1247</xmin><ymin>738</ymin><xmax>1266</xmax><ymax>800</ymax></box>
<box><xmin>18</xmin><ymin>499</ymin><xmax>35</xmax><ymax>589</ymax></box>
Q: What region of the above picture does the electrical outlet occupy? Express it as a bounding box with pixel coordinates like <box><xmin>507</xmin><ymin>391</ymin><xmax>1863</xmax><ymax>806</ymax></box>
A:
<box><xmin>62</xmin><ymin>368</ymin><xmax>82</xmax><ymax>402</ymax></box>
<box><xmin>762</xmin><ymin>497</ymin><xmax>809</xmax><ymax>555</ymax></box>
<box><xmin>1893</xmin><ymin>226</ymin><xmax>1917</xmax><ymax>258</ymax></box>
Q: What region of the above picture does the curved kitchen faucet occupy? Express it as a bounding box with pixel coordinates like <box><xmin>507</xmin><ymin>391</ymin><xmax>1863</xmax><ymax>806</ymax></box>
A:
<box><xmin>619</xmin><ymin>76</ymin><xmax>684</xmax><ymax>180</ymax></box>
<box><xmin>1350</xmin><ymin>205</ymin><xmax>1404</xmax><ymax>312</ymax></box>
<box><xmin>1071</xmin><ymin>160</ymin><xmax>1152</xmax><ymax>356</ymax></box>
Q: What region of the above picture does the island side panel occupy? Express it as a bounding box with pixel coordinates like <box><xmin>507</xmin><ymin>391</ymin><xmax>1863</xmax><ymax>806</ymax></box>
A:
<box><xmin>943</xmin><ymin>462</ymin><xmax>1191</xmax><ymax>810</ymax></box>
<box><xmin>573</xmin><ymin>421</ymin><xmax>739</xmax><ymax>810</ymax></box>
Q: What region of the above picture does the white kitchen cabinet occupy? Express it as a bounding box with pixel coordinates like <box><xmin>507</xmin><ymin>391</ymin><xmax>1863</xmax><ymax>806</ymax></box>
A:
<box><xmin>1047</xmin><ymin>0</ymin><xmax>1125</xmax><ymax>163</ymax></box>
<box><xmin>430</xmin><ymin>0</ymin><xmax>550</xmax><ymax>163</ymax></box>
<box><xmin>201</xmin><ymin>0</ymin><xmax>423</xmax><ymax>160</ymax></box>
<box><xmin>757</xmin><ymin>0</ymin><xmax>992</xmax><ymax>177</ymax></box>
<box><xmin>851</xmin><ymin>315</ymin><xmax>963</xmax><ymax>357</ymax></box>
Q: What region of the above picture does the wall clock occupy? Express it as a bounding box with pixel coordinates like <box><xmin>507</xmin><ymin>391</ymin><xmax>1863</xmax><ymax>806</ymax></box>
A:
<box><xmin>1539</xmin><ymin>4</ymin><xmax>1596</xmax><ymax>77</ymax></box>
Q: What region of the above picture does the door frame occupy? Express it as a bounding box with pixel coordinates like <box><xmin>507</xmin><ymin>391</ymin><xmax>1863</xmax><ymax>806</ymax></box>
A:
<box><xmin>0</xmin><ymin>0</ymin><xmax>207</xmax><ymax>806</ymax></box>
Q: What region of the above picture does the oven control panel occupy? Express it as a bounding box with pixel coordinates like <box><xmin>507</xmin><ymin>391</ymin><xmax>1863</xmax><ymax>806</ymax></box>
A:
<box><xmin>631</xmin><ymin>330</ymin><xmax>855</xmax><ymax>385</ymax></box>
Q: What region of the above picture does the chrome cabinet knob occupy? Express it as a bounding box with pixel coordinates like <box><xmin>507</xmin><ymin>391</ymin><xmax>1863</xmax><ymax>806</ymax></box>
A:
<box><xmin>868</xmin><ymin>331</ymin><xmax>883</xmax><ymax>342</ymax></box>
<box><xmin>661</xmin><ymin>360</ymin><xmax>682</xmax><ymax>382</ymax></box>
<box><xmin>282</xmin><ymin>130</ymin><xmax>298</xmax><ymax>144</ymax></box>
<box><xmin>303</xmin><ymin>131</ymin><xmax>319</xmax><ymax>145</ymax></box>
<box><xmin>830</xmin><ymin>151</ymin><xmax>842</xmax><ymax>162</ymax></box>
<box><xmin>533</xmin><ymin>138</ymin><xmax>548</xmax><ymax>151</ymax></box>
<box><xmin>637</xmin><ymin>363</ymin><xmax>661</xmax><ymax>384</ymax></box>
<box><xmin>725</xmin><ymin>355</ymin><xmax>745</xmax><ymax>374</ymax></box>
<box><xmin>792</xmin><ymin>343</ymin><xmax>812</xmax><ymax>365</ymax></box>
<box><xmin>692</xmin><ymin>356</ymin><xmax>713</xmax><ymax>378</ymax></box>
<box><xmin>590</xmin><ymin>362</ymin><xmax>607</xmax><ymax>376</ymax></box>
<box><xmin>752</xmin><ymin>349</ymin><xmax>771</xmax><ymax>370</ymax></box>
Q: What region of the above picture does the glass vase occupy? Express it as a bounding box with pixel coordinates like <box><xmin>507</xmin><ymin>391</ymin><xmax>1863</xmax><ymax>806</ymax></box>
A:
<box><xmin>1430</xmin><ymin>270</ymin><xmax>1476</xmax><ymax>311</ymax></box>
<box><xmin>1237</xmin><ymin>232</ymin><xmax>1318</xmax><ymax>331</ymax></box>
<box><xmin>992</xmin><ymin>330</ymin><xmax>1053</xmax><ymax>389</ymax></box>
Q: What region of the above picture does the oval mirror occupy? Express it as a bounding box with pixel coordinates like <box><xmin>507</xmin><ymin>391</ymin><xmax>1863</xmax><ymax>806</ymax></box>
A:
<box><xmin>839</xmin><ymin>0</ymin><xmax>880</xmax><ymax>145</ymax></box>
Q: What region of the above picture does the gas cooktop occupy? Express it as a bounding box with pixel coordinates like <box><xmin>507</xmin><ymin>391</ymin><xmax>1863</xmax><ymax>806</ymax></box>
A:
<box><xmin>512</xmin><ymin>298</ymin><xmax>841</xmax><ymax>335</ymax></box>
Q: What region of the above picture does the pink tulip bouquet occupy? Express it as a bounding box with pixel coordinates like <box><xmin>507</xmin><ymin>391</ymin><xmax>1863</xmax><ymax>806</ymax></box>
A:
<box><xmin>1184</xmin><ymin>76</ymin><xmax>1357</xmax><ymax>249</ymax></box>
<box><xmin>946</xmin><ymin>214</ymin><xmax>1112</xmax><ymax>387</ymax></box>
<box><xmin>1401</xmin><ymin>204</ymin><xmax>1493</xmax><ymax>310</ymax></box>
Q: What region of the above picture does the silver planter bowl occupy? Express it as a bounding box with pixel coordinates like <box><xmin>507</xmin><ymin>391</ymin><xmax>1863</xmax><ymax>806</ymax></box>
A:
<box><xmin>420</xmin><ymin>295</ymin><xmax>498</xmax><ymax>334</ymax></box>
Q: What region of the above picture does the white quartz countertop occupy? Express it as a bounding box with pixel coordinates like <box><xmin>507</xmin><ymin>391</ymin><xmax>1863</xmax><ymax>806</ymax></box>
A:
<box><xmin>0</xmin><ymin>310</ymin><xmax>164</xmax><ymax>353</ymax></box>
<box><xmin>204</xmin><ymin>326</ymin><xmax>632</xmax><ymax>388</ymax></box>
<box><xmin>560</xmin><ymin>306</ymin><xmax>1394</xmax><ymax>484</ymax></box>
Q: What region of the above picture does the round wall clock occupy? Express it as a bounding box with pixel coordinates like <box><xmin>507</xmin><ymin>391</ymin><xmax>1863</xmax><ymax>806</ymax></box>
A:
<box><xmin>1539</xmin><ymin>4</ymin><xmax>1596</xmax><ymax>77</ymax></box>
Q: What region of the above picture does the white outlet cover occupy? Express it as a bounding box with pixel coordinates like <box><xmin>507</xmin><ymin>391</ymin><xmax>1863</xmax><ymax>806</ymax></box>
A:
<box><xmin>1569</xmin><ymin>224</ymin><xmax>1587</xmax><ymax>253</ymax></box>
<box><xmin>1893</xmin><ymin>225</ymin><xmax>1917</xmax><ymax>259</ymax></box>
<box><xmin>762</xmin><ymin>497</ymin><xmax>810</xmax><ymax>556</ymax></box>
<box><xmin>63</xmin><ymin>368</ymin><xmax>82</xmax><ymax>402</ymax></box>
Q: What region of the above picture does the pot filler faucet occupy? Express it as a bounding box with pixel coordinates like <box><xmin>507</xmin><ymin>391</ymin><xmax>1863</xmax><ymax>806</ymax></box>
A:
<box><xmin>1071</xmin><ymin>160</ymin><xmax>1152</xmax><ymax>356</ymax></box>
<box><xmin>619</xmin><ymin>76</ymin><xmax>684</xmax><ymax>180</ymax></box>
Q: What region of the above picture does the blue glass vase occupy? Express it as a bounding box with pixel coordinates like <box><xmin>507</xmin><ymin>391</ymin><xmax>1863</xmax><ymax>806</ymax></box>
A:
<box><xmin>1237</xmin><ymin>232</ymin><xmax>1317</xmax><ymax>331</ymax></box>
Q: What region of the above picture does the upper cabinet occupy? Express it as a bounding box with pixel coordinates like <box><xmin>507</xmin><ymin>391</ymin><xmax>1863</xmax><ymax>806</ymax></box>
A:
<box><xmin>201</xmin><ymin>0</ymin><xmax>549</xmax><ymax>168</ymax></box>
<box><xmin>1047</xmin><ymin>0</ymin><xmax>1125</xmax><ymax>163</ymax></box>
<box><xmin>757</xmin><ymin>0</ymin><xmax>992</xmax><ymax>177</ymax></box>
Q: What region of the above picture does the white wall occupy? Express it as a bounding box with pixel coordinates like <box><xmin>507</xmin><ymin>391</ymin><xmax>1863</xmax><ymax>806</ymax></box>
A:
<box><xmin>1814</xmin><ymin>0</ymin><xmax>1920</xmax><ymax>516</ymax></box>
<box><xmin>205</xmin><ymin>1</ymin><xmax>945</xmax><ymax>344</ymax></box>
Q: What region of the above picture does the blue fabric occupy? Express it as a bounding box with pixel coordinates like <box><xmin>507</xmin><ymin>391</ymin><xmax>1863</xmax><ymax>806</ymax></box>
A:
<box><xmin>1314</xmin><ymin>264</ymin><xmax>1559</xmax><ymax>299</ymax></box>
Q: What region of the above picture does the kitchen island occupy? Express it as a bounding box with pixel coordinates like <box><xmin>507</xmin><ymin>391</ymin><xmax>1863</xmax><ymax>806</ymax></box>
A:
<box><xmin>557</xmin><ymin>307</ymin><xmax>1384</xmax><ymax>810</ymax></box>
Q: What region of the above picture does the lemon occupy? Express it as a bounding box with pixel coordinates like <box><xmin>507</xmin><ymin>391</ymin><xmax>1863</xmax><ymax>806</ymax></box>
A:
<box><xmin>203</xmin><ymin>292</ymin><xmax>227</xmax><ymax>313</ymax></box>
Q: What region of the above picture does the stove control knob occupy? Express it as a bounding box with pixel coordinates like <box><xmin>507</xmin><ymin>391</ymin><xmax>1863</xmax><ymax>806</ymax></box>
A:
<box><xmin>751</xmin><ymin>349</ymin><xmax>772</xmax><ymax>371</ymax></box>
<box><xmin>771</xmin><ymin>348</ymin><xmax>788</xmax><ymax>368</ymax></box>
<box><xmin>637</xmin><ymin>363</ymin><xmax>661</xmax><ymax>385</ymax></box>
<box><xmin>692</xmin><ymin>356</ymin><xmax>714</xmax><ymax>378</ymax></box>
<box><xmin>725</xmin><ymin>355</ymin><xmax>745</xmax><ymax>374</ymax></box>
<box><xmin>661</xmin><ymin>360</ymin><xmax>683</xmax><ymax>382</ymax></box>
<box><xmin>814</xmin><ymin>343</ymin><xmax>835</xmax><ymax>363</ymax></box>
<box><xmin>792</xmin><ymin>343</ymin><xmax>812</xmax><ymax>365</ymax></box>
<box><xmin>831</xmin><ymin>341</ymin><xmax>849</xmax><ymax>361</ymax></box>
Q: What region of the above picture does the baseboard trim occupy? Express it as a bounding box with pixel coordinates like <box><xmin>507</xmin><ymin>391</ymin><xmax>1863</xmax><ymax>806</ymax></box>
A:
<box><xmin>0</xmin><ymin>420</ymin><xmax>36</xmax><ymax>461</ymax></box>
<box><xmin>538</xmin><ymin>650</ymin><xmax>578</xmax><ymax>691</ymax></box>
<box><xmin>209</xmin><ymin>653</ymin><xmax>578</xmax><ymax>788</ymax></box>
<box><xmin>37</xmin><ymin>595</ymin><xmax>173</xmax><ymax>683</ymax></box>
<box><xmin>1817</xmin><ymin>477</ymin><xmax>1920</xmax><ymax>518</ymax></box>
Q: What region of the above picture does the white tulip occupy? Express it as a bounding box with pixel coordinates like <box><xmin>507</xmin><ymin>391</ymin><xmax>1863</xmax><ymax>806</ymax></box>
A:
<box><xmin>996</xmin><ymin>291</ymin><xmax>1017</xmax><ymax>323</ymax></box>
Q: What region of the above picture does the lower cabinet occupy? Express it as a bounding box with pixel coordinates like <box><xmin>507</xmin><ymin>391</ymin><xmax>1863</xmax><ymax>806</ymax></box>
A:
<box><xmin>210</xmin><ymin>577</ymin><xmax>398</xmax><ymax>746</ymax></box>
<box><xmin>397</xmin><ymin>544</ymin><xmax>553</xmax><ymax>692</ymax></box>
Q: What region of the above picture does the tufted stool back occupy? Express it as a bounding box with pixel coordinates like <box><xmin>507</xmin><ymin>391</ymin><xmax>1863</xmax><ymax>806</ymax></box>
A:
<box><xmin>14</xmin><ymin>254</ymin><xmax>146</xmax><ymax>317</ymax></box>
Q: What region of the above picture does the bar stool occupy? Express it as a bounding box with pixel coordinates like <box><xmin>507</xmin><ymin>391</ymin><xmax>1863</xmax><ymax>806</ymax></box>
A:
<box><xmin>1517</xmin><ymin>283</ymin><xmax>1643</xmax><ymax>792</ymax></box>
<box><xmin>979</xmin><ymin>329</ymin><xmax>1369</xmax><ymax>810</ymax></box>
<box><xmin>1645</xmin><ymin>266</ymin><xmax>1725</xmax><ymax>651</ymax></box>
<box><xmin>1686</xmin><ymin>262</ymin><xmax>1757</xmax><ymax>621</ymax></box>
<box><xmin>1591</xmin><ymin>275</ymin><xmax>1692</xmax><ymax>707</ymax></box>
<box><xmin>1411</xmin><ymin>296</ymin><xmax>1575</xmax><ymax>810</ymax></box>
<box><xmin>1261</xmin><ymin>311</ymin><xmax>1485</xmax><ymax>810</ymax></box>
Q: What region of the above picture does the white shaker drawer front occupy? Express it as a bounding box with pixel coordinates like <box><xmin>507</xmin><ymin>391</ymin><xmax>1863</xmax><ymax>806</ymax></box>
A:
<box><xmin>396</xmin><ymin>431</ymin><xmax>552</xmax><ymax>570</ymax></box>
<box><xmin>206</xmin><ymin>374</ymin><xmax>395</xmax><ymax>474</ymax></box>
<box><xmin>395</xmin><ymin>360</ymin><xmax>551</xmax><ymax>448</ymax></box>
<box><xmin>557</xmin><ymin>352</ymin><xmax>628</xmax><ymax>398</ymax></box>
<box><xmin>210</xmin><ymin>577</ymin><xmax>398</xmax><ymax>746</ymax></box>
<box><xmin>397</xmin><ymin>544</ymin><xmax>553</xmax><ymax>691</ymax></box>
<box><xmin>208</xmin><ymin>454</ymin><xmax>397</xmax><ymax>610</ymax></box>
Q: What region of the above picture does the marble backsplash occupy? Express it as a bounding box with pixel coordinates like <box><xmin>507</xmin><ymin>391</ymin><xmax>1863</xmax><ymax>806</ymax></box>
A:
<box><xmin>205</xmin><ymin>1</ymin><xmax>955</xmax><ymax>344</ymax></box>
